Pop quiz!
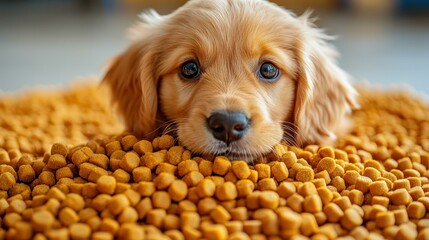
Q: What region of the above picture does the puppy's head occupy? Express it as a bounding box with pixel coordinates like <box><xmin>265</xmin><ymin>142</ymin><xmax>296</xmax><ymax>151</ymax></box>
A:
<box><xmin>103</xmin><ymin>0</ymin><xmax>358</xmax><ymax>162</ymax></box>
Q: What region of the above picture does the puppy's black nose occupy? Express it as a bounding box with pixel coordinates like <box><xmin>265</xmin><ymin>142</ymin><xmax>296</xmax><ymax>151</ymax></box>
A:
<box><xmin>207</xmin><ymin>111</ymin><xmax>249</xmax><ymax>144</ymax></box>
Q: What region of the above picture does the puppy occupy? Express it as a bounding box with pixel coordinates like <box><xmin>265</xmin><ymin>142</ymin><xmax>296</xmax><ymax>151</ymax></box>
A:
<box><xmin>103</xmin><ymin>0</ymin><xmax>358</xmax><ymax>163</ymax></box>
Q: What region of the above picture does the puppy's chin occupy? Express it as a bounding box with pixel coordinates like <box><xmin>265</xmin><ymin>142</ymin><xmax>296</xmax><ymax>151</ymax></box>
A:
<box><xmin>177</xmin><ymin>119</ymin><xmax>284</xmax><ymax>163</ymax></box>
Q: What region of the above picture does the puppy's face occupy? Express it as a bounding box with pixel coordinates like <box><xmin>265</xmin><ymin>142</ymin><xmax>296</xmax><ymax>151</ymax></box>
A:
<box><xmin>158</xmin><ymin>2</ymin><xmax>298</xmax><ymax>161</ymax></box>
<box><xmin>104</xmin><ymin>0</ymin><xmax>358</xmax><ymax>163</ymax></box>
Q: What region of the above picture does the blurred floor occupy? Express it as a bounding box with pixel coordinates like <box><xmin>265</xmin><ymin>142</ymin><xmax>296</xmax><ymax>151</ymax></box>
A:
<box><xmin>0</xmin><ymin>0</ymin><xmax>428</xmax><ymax>96</ymax></box>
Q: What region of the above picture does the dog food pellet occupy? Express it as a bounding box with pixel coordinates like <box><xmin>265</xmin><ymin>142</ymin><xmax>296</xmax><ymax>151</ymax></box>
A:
<box><xmin>202</xmin><ymin>224</ymin><xmax>228</xmax><ymax>240</ymax></box>
<box><xmin>389</xmin><ymin>188</ymin><xmax>412</xmax><ymax>205</ymax></box>
<box><xmin>168</xmin><ymin>180</ymin><xmax>188</xmax><ymax>201</ymax></box>
<box><xmin>216</xmin><ymin>182</ymin><xmax>237</xmax><ymax>201</ymax></box>
<box><xmin>407</xmin><ymin>201</ymin><xmax>426</xmax><ymax>219</ymax></box>
<box><xmin>133</xmin><ymin>140</ymin><xmax>153</xmax><ymax>155</ymax></box>
<box><xmin>296</xmin><ymin>166</ymin><xmax>314</xmax><ymax>182</ymax></box>
<box><xmin>178</xmin><ymin>160</ymin><xmax>199</xmax><ymax>177</ymax></box>
<box><xmin>224</xmin><ymin>221</ymin><xmax>243</xmax><ymax>233</ymax></box>
<box><xmin>254</xmin><ymin>164</ymin><xmax>271</xmax><ymax>179</ymax></box>
<box><xmin>198</xmin><ymin>197</ymin><xmax>217</xmax><ymax>215</ymax></box>
<box><xmin>196</xmin><ymin>178</ymin><xmax>216</xmax><ymax>198</ymax></box>
<box><xmin>259</xmin><ymin>191</ymin><xmax>279</xmax><ymax>209</ymax></box>
<box><xmin>341</xmin><ymin>208</ymin><xmax>363</xmax><ymax>230</ymax></box>
<box><xmin>181</xmin><ymin>211</ymin><xmax>200</xmax><ymax>229</ymax></box>
<box><xmin>0</xmin><ymin>172</ymin><xmax>16</xmax><ymax>190</ymax></box>
<box><xmin>375</xmin><ymin>211</ymin><xmax>395</xmax><ymax>228</ymax></box>
<box><xmin>395</xmin><ymin>223</ymin><xmax>418</xmax><ymax>240</ymax></box>
<box><xmin>316</xmin><ymin>157</ymin><xmax>336</xmax><ymax>173</ymax></box>
<box><xmin>369</xmin><ymin>180</ymin><xmax>389</xmax><ymax>196</ymax></box>
<box><xmin>298</xmin><ymin>182</ymin><xmax>317</xmax><ymax>197</ymax></box>
<box><xmin>300</xmin><ymin>213</ymin><xmax>318</xmax><ymax>236</ymax></box>
<box><xmin>243</xmin><ymin>220</ymin><xmax>262</xmax><ymax>235</ymax></box>
<box><xmin>119</xmin><ymin>152</ymin><xmax>140</xmax><ymax>172</ymax></box>
<box><xmin>152</xmin><ymin>191</ymin><xmax>171</xmax><ymax>210</ymax></box>
<box><xmin>183</xmin><ymin>171</ymin><xmax>204</xmax><ymax>187</ymax></box>
<box><xmin>303</xmin><ymin>194</ymin><xmax>323</xmax><ymax>213</ymax></box>
<box><xmin>96</xmin><ymin>175</ymin><xmax>116</xmax><ymax>194</ymax></box>
<box><xmin>199</xmin><ymin>159</ymin><xmax>213</xmax><ymax>177</ymax></box>
<box><xmin>69</xmin><ymin>223</ymin><xmax>91</xmax><ymax>240</ymax></box>
<box><xmin>153</xmin><ymin>172</ymin><xmax>175</xmax><ymax>190</ymax></box>
<box><xmin>210</xmin><ymin>205</ymin><xmax>231</xmax><ymax>224</ymax></box>
<box><xmin>231</xmin><ymin>160</ymin><xmax>251</xmax><ymax>179</ymax></box>
<box><xmin>258</xmin><ymin>178</ymin><xmax>277</xmax><ymax>191</ymax></box>
<box><xmin>142</xmin><ymin>151</ymin><xmax>166</xmax><ymax>170</ymax></box>
<box><xmin>213</xmin><ymin>157</ymin><xmax>231</xmax><ymax>176</ymax></box>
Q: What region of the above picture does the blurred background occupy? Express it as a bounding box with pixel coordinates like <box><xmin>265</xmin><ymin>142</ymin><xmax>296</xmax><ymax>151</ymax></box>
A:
<box><xmin>1</xmin><ymin>0</ymin><xmax>428</xmax><ymax>95</ymax></box>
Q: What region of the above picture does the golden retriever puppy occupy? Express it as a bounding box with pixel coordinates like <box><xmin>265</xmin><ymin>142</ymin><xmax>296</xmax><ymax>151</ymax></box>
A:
<box><xmin>103</xmin><ymin>0</ymin><xmax>358</xmax><ymax>163</ymax></box>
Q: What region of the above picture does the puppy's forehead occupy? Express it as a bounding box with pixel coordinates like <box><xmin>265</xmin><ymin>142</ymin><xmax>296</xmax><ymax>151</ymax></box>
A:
<box><xmin>159</xmin><ymin>0</ymin><xmax>298</xmax><ymax>63</ymax></box>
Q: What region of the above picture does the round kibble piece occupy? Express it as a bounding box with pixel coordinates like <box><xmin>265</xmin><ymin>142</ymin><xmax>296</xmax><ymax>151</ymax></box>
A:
<box><xmin>97</xmin><ymin>175</ymin><xmax>116</xmax><ymax>194</ymax></box>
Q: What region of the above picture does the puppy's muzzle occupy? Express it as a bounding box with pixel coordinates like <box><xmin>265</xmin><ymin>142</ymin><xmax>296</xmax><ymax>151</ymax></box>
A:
<box><xmin>207</xmin><ymin>111</ymin><xmax>250</xmax><ymax>145</ymax></box>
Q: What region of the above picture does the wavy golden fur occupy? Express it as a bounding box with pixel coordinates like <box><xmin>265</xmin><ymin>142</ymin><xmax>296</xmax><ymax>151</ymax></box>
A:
<box><xmin>103</xmin><ymin>0</ymin><xmax>358</xmax><ymax>163</ymax></box>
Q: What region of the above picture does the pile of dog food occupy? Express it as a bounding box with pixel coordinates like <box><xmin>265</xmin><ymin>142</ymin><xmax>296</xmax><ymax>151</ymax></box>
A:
<box><xmin>0</xmin><ymin>83</ymin><xmax>428</xmax><ymax>240</ymax></box>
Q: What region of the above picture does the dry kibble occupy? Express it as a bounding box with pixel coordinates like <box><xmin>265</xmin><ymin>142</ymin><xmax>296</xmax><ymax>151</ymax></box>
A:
<box><xmin>375</xmin><ymin>211</ymin><xmax>395</xmax><ymax>228</ymax></box>
<box><xmin>4</xmin><ymin>85</ymin><xmax>429</xmax><ymax>239</ymax></box>
<box><xmin>287</xmin><ymin>194</ymin><xmax>304</xmax><ymax>213</ymax></box>
<box><xmin>133</xmin><ymin>166</ymin><xmax>152</xmax><ymax>182</ymax></box>
<box><xmin>133</xmin><ymin>140</ymin><xmax>153</xmax><ymax>155</ymax></box>
<box><xmin>198</xmin><ymin>197</ymin><xmax>218</xmax><ymax>215</ymax></box>
<box><xmin>407</xmin><ymin>201</ymin><xmax>426</xmax><ymax>219</ymax></box>
<box><xmin>178</xmin><ymin>160</ymin><xmax>199</xmax><ymax>177</ymax></box>
<box><xmin>89</xmin><ymin>154</ymin><xmax>109</xmax><ymax>169</ymax></box>
<box><xmin>341</xmin><ymin>208</ymin><xmax>363</xmax><ymax>230</ymax></box>
<box><xmin>316</xmin><ymin>157</ymin><xmax>336</xmax><ymax>173</ymax></box>
<box><xmin>355</xmin><ymin>176</ymin><xmax>372</xmax><ymax>194</ymax></box>
<box><xmin>210</xmin><ymin>205</ymin><xmax>231</xmax><ymax>224</ymax></box>
<box><xmin>181</xmin><ymin>211</ymin><xmax>201</xmax><ymax>229</ymax></box>
<box><xmin>300</xmin><ymin>213</ymin><xmax>318</xmax><ymax>236</ymax></box>
<box><xmin>108</xmin><ymin>194</ymin><xmax>130</xmax><ymax>215</ymax></box>
<box><xmin>389</xmin><ymin>188</ymin><xmax>412</xmax><ymax>205</ymax></box>
<box><xmin>369</xmin><ymin>180</ymin><xmax>389</xmax><ymax>196</ymax></box>
<box><xmin>395</xmin><ymin>223</ymin><xmax>418</xmax><ymax>240</ymax></box>
<box><xmin>324</xmin><ymin>203</ymin><xmax>344</xmax><ymax>223</ymax></box>
<box><xmin>255</xmin><ymin>164</ymin><xmax>271</xmax><ymax>179</ymax></box>
<box><xmin>202</xmin><ymin>224</ymin><xmax>228</xmax><ymax>240</ymax></box>
<box><xmin>142</xmin><ymin>151</ymin><xmax>166</xmax><ymax>170</ymax></box>
<box><xmin>232</xmin><ymin>160</ymin><xmax>251</xmax><ymax>179</ymax></box>
<box><xmin>258</xmin><ymin>178</ymin><xmax>277</xmax><ymax>191</ymax></box>
<box><xmin>96</xmin><ymin>175</ymin><xmax>116</xmax><ymax>194</ymax></box>
<box><xmin>153</xmin><ymin>172</ymin><xmax>175</xmax><ymax>190</ymax></box>
<box><xmin>59</xmin><ymin>207</ymin><xmax>79</xmax><ymax>226</ymax></box>
<box><xmin>259</xmin><ymin>191</ymin><xmax>279</xmax><ymax>209</ymax></box>
<box><xmin>183</xmin><ymin>171</ymin><xmax>204</xmax><ymax>187</ymax></box>
<box><xmin>199</xmin><ymin>159</ymin><xmax>213</xmax><ymax>177</ymax></box>
<box><xmin>216</xmin><ymin>181</ymin><xmax>237</xmax><ymax>201</ymax></box>
<box><xmin>196</xmin><ymin>178</ymin><xmax>216</xmax><ymax>198</ymax></box>
<box><xmin>147</xmin><ymin>209</ymin><xmax>167</xmax><ymax>228</ymax></box>
<box><xmin>243</xmin><ymin>220</ymin><xmax>262</xmax><ymax>235</ymax></box>
<box><xmin>213</xmin><ymin>157</ymin><xmax>231</xmax><ymax>176</ymax></box>
<box><xmin>118</xmin><ymin>206</ymin><xmax>139</xmax><ymax>223</ymax></box>
<box><xmin>303</xmin><ymin>194</ymin><xmax>323</xmax><ymax>213</ymax></box>
<box><xmin>178</xmin><ymin>199</ymin><xmax>197</xmax><ymax>213</ymax></box>
<box><xmin>69</xmin><ymin>223</ymin><xmax>91</xmax><ymax>240</ymax></box>
<box><xmin>169</xmin><ymin>180</ymin><xmax>188</xmax><ymax>201</ymax></box>
<box><xmin>119</xmin><ymin>152</ymin><xmax>140</xmax><ymax>172</ymax></box>
<box><xmin>152</xmin><ymin>191</ymin><xmax>171</xmax><ymax>210</ymax></box>
<box><xmin>0</xmin><ymin>172</ymin><xmax>16</xmax><ymax>191</ymax></box>
<box><xmin>296</xmin><ymin>166</ymin><xmax>314</xmax><ymax>182</ymax></box>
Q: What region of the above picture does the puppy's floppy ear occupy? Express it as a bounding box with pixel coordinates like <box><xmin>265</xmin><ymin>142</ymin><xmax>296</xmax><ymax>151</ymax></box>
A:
<box><xmin>102</xmin><ymin>11</ymin><xmax>164</xmax><ymax>139</ymax></box>
<box><xmin>293</xmin><ymin>14</ymin><xmax>359</xmax><ymax>146</ymax></box>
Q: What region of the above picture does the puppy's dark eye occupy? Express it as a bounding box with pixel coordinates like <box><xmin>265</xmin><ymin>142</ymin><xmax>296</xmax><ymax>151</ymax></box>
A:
<box><xmin>180</xmin><ymin>60</ymin><xmax>200</xmax><ymax>80</ymax></box>
<box><xmin>258</xmin><ymin>62</ymin><xmax>280</xmax><ymax>82</ymax></box>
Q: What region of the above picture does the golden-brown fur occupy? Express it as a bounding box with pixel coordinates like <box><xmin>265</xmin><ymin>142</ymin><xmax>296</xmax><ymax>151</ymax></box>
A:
<box><xmin>103</xmin><ymin>0</ymin><xmax>358</xmax><ymax>162</ymax></box>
